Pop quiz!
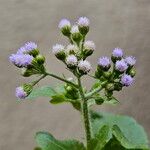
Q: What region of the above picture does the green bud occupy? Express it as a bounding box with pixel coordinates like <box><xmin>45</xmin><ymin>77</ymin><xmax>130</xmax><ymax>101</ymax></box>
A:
<box><xmin>55</xmin><ymin>51</ymin><xmax>66</xmax><ymax>61</ymax></box>
<box><xmin>29</xmin><ymin>49</ymin><xmax>39</xmax><ymax>57</ymax></box>
<box><xmin>36</xmin><ymin>54</ymin><xmax>45</xmax><ymax>64</ymax></box>
<box><xmin>106</xmin><ymin>83</ymin><xmax>114</xmax><ymax>91</ymax></box>
<box><xmin>83</xmin><ymin>49</ymin><xmax>93</xmax><ymax>59</ymax></box>
<box><xmin>114</xmin><ymin>82</ymin><xmax>123</xmax><ymax>91</ymax></box>
<box><xmin>61</xmin><ymin>26</ymin><xmax>71</xmax><ymax>37</ymax></box>
<box><xmin>103</xmin><ymin>71</ymin><xmax>112</xmax><ymax>79</ymax></box>
<box><xmin>21</xmin><ymin>68</ymin><xmax>32</xmax><ymax>77</ymax></box>
<box><xmin>128</xmin><ymin>67</ymin><xmax>136</xmax><ymax>77</ymax></box>
<box><xmin>79</xmin><ymin>26</ymin><xmax>89</xmax><ymax>35</ymax></box>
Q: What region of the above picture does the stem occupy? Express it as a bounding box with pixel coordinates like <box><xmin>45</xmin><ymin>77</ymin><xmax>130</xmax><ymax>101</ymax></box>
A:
<box><xmin>32</xmin><ymin>74</ymin><xmax>47</xmax><ymax>86</ymax></box>
<box><xmin>46</xmin><ymin>72</ymin><xmax>78</xmax><ymax>88</ymax></box>
<box><xmin>77</xmin><ymin>77</ymin><xmax>92</xmax><ymax>147</ymax></box>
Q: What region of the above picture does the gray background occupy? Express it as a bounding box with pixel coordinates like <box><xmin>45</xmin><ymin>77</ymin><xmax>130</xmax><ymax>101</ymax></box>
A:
<box><xmin>0</xmin><ymin>0</ymin><xmax>150</xmax><ymax>149</ymax></box>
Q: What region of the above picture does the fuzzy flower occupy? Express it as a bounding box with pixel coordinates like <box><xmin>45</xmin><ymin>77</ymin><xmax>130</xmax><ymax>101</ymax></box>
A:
<box><xmin>24</xmin><ymin>42</ymin><xmax>37</xmax><ymax>51</ymax></box>
<box><xmin>9</xmin><ymin>54</ymin><xmax>33</xmax><ymax>67</ymax></box>
<box><xmin>71</xmin><ymin>25</ymin><xmax>79</xmax><ymax>33</ymax></box>
<box><xmin>52</xmin><ymin>44</ymin><xmax>64</xmax><ymax>55</ymax></box>
<box><xmin>121</xmin><ymin>74</ymin><xmax>134</xmax><ymax>86</ymax></box>
<box><xmin>112</xmin><ymin>48</ymin><xmax>123</xmax><ymax>58</ymax></box>
<box><xmin>15</xmin><ymin>87</ymin><xmax>27</xmax><ymax>99</ymax></box>
<box><xmin>17</xmin><ymin>46</ymin><xmax>26</xmax><ymax>54</ymax></box>
<box><xmin>77</xmin><ymin>17</ymin><xmax>90</xmax><ymax>27</ymax></box>
<box><xmin>84</xmin><ymin>41</ymin><xmax>96</xmax><ymax>51</ymax></box>
<box><xmin>78</xmin><ymin>60</ymin><xmax>91</xmax><ymax>73</ymax></box>
<box><xmin>66</xmin><ymin>44</ymin><xmax>78</xmax><ymax>54</ymax></box>
<box><xmin>125</xmin><ymin>56</ymin><xmax>136</xmax><ymax>66</ymax></box>
<box><xmin>98</xmin><ymin>57</ymin><xmax>111</xmax><ymax>68</ymax></box>
<box><xmin>66</xmin><ymin>55</ymin><xmax>78</xmax><ymax>67</ymax></box>
<box><xmin>58</xmin><ymin>19</ymin><xmax>71</xmax><ymax>29</ymax></box>
<box><xmin>115</xmin><ymin>59</ymin><xmax>128</xmax><ymax>72</ymax></box>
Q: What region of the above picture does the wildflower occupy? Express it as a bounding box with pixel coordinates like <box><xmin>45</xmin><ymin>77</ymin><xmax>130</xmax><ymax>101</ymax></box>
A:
<box><xmin>125</xmin><ymin>56</ymin><xmax>136</xmax><ymax>66</ymax></box>
<box><xmin>66</xmin><ymin>44</ymin><xmax>78</xmax><ymax>54</ymax></box>
<box><xmin>66</xmin><ymin>55</ymin><xmax>78</xmax><ymax>68</ymax></box>
<box><xmin>9</xmin><ymin>54</ymin><xmax>33</xmax><ymax>68</ymax></box>
<box><xmin>71</xmin><ymin>25</ymin><xmax>82</xmax><ymax>43</ymax></box>
<box><xmin>112</xmin><ymin>48</ymin><xmax>123</xmax><ymax>58</ymax></box>
<box><xmin>15</xmin><ymin>86</ymin><xmax>27</xmax><ymax>99</ymax></box>
<box><xmin>115</xmin><ymin>59</ymin><xmax>128</xmax><ymax>72</ymax></box>
<box><xmin>121</xmin><ymin>74</ymin><xmax>134</xmax><ymax>86</ymax></box>
<box><xmin>78</xmin><ymin>60</ymin><xmax>91</xmax><ymax>74</ymax></box>
<box><xmin>98</xmin><ymin>56</ymin><xmax>111</xmax><ymax>71</ymax></box>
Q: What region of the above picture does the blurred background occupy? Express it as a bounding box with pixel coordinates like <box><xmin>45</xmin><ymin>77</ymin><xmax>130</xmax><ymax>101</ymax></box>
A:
<box><xmin>0</xmin><ymin>0</ymin><xmax>150</xmax><ymax>149</ymax></box>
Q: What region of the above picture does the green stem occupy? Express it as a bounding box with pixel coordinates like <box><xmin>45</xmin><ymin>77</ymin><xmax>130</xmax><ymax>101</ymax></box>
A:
<box><xmin>32</xmin><ymin>74</ymin><xmax>47</xmax><ymax>86</ymax></box>
<box><xmin>46</xmin><ymin>72</ymin><xmax>78</xmax><ymax>88</ymax></box>
<box><xmin>77</xmin><ymin>77</ymin><xmax>92</xmax><ymax>148</ymax></box>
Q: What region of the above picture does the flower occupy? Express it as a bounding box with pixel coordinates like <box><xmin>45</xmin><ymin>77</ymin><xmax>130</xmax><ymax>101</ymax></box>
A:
<box><xmin>98</xmin><ymin>57</ymin><xmax>111</xmax><ymax>69</ymax></box>
<box><xmin>115</xmin><ymin>59</ymin><xmax>128</xmax><ymax>72</ymax></box>
<box><xmin>112</xmin><ymin>48</ymin><xmax>123</xmax><ymax>58</ymax></box>
<box><xmin>121</xmin><ymin>74</ymin><xmax>133</xmax><ymax>86</ymax></box>
<box><xmin>77</xmin><ymin>17</ymin><xmax>90</xmax><ymax>27</ymax></box>
<box><xmin>66</xmin><ymin>44</ymin><xmax>78</xmax><ymax>54</ymax></box>
<box><xmin>9</xmin><ymin>54</ymin><xmax>33</xmax><ymax>67</ymax></box>
<box><xmin>52</xmin><ymin>44</ymin><xmax>64</xmax><ymax>55</ymax></box>
<box><xmin>66</xmin><ymin>55</ymin><xmax>78</xmax><ymax>67</ymax></box>
<box><xmin>71</xmin><ymin>25</ymin><xmax>79</xmax><ymax>33</ymax></box>
<box><xmin>84</xmin><ymin>41</ymin><xmax>95</xmax><ymax>51</ymax></box>
<box><xmin>78</xmin><ymin>60</ymin><xmax>91</xmax><ymax>74</ymax></box>
<box><xmin>58</xmin><ymin>19</ymin><xmax>71</xmax><ymax>29</ymax></box>
<box><xmin>17</xmin><ymin>46</ymin><xmax>26</xmax><ymax>54</ymax></box>
<box><xmin>15</xmin><ymin>86</ymin><xmax>27</xmax><ymax>99</ymax></box>
<box><xmin>125</xmin><ymin>56</ymin><xmax>136</xmax><ymax>66</ymax></box>
<box><xmin>24</xmin><ymin>42</ymin><xmax>37</xmax><ymax>51</ymax></box>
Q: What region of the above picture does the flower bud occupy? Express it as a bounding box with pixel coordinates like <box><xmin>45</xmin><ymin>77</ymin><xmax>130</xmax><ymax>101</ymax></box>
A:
<box><xmin>21</xmin><ymin>68</ymin><xmax>32</xmax><ymax>77</ymax></box>
<box><xmin>103</xmin><ymin>71</ymin><xmax>112</xmax><ymax>79</ymax></box>
<box><xmin>66</xmin><ymin>55</ymin><xmax>78</xmax><ymax>69</ymax></box>
<box><xmin>52</xmin><ymin>44</ymin><xmax>66</xmax><ymax>60</ymax></box>
<box><xmin>128</xmin><ymin>67</ymin><xmax>136</xmax><ymax>77</ymax></box>
<box><xmin>111</xmin><ymin>48</ymin><xmax>123</xmax><ymax>62</ymax></box>
<box><xmin>98</xmin><ymin>57</ymin><xmax>111</xmax><ymax>71</ymax></box>
<box><xmin>78</xmin><ymin>60</ymin><xmax>91</xmax><ymax>75</ymax></box>
<box><xmin>71</xmin><ymin>25</ymin><xmax>82</xmax><ymax>43</ymax></box>
<box><xmin>120</xmin><ymin>74</ymin><xmax>134</xmax><ymax>87</ymax></box>
<box><xmin>83</xmin><ymin>41</ymin><xmax>95</xmax><ymax>58</ymax></box>
<box><xmin>58</xmin><ymin>19</ymin><xmax>71</xmax><ymax>37</ymax></box>
<box><xmin>106</xmin><ymin>83</ymin><xmax>114</xmax><ymax>91</ymax></box>
<box><xmin>115</xmin><ymin>59</ymin><xmax>128</xmax><ymax>73</ymax></box>
<box><xmin>35</xmin><ymin>54</ymin><xmax>45</xmax><ymax>64</ymax></box>
<box><xmin>77</xmin><ymin>17</ymin><xmax>90</xmax><ymax>35</ymax></box>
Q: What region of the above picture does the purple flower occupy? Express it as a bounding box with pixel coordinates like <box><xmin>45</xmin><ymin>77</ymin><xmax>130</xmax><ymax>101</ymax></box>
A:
<box><xmin>115</xmin><ymin>59</ymin><xmax>128</xmax><ymax>72</ymax></box>
<box><xmin>78</xmin><ymin>60</ymin><xmax>91</xmax><ymax>73</ymax></box>
<box><xmin>24</xmin><ymin>42</ymin><xmax>37</xmax><ymax>51</ymax></box>
<box><xmin>121</xmin><ymin>74</ymin><xmax>134</xmax><ymax>86</ymax></box>
<box><xmin>125</xmin><ymin>56</ymin><xmax>136</xmax><ymax>66</ymax></box>
<box><xmin>66</xmin><ymin>55</ymin><xmax>78</xmax><ymax>67</ymax></box>
<box><xmin>9</xmin><ymin>54</ymin><xmax>33</xmax><ymax>67</ymax></box>
<box><xmin>77</xmin><ymin>17</ymin><xmax>90</xmax><ymax>27</ymax></box>
<box><xmin>112</xmin><ymin>48</ymin><xmax>123</xmax><ymax>58</ymax></box>
<box><xmin>15</xmin><ymin>87</ymin><xmax>27</xmax><ymax>99</ymax></box>
<box><xmin>84</xmin><ymin>41</ymin><xmax>96</xmax><ymax>51</ymax></box>
<box><xmin>58</xmin><ymin>19</ymin><xmax>71</xmax><ymax>29</ymax></box>
<box><xmin>17</xmin><ymin>46</ymin><xmax>26</xmax><ymax>54</ymax></box>
<box><xmin>98</xmin><ymin>57</ymin><xmax>111</xmax><ymax>68</ymax></box>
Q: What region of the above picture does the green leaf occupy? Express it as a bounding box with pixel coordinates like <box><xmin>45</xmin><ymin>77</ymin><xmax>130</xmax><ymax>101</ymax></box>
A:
<box><xmin>50</xmin><ymin>94</ymin><xmax>66</xmax><ymax>104</ymax></box>
<box><xmin>26</xmin><ymin>85</ymin><xmax>65</xmax><ymax>100</ymax></box>
<box><xmin>91</xmin><ymin>111</ymin><xmax>149</xmax><ymax>149</ymax></box>
<box><xmin>35</xmin><ymin>131</ymin><xmax>86</xmax><ymax>150</ymax></box>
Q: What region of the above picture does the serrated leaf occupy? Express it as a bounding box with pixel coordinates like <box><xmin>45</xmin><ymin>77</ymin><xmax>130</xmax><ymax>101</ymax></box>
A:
<box><xmin>91</xmin><ymin>111</ymin><xmax>149</xmax><ymax>149</ymax></box>
<box><xmin>35</xmin><ymin>131</ymin><xmax>86</xmax><ymax>150</ymax></box>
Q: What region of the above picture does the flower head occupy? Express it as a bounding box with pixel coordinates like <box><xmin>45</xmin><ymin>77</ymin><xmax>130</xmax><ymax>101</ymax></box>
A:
<box><xmin>84</xmin><ymin>41</ymin><xmax>95</xmax><ymax>51</ymax></box>
<box><xmin>17</xmin><ymin>46</ymin><xmax>26</xmax><ymax>54</ymax></box>
<box><xmin>9</xmin><ymin>54</ymin><xmax>33</xmax><ymax>67</ymax></box>
<box><xmin>58</xmin><ymin>19</ymin><xmax>71</xmax><ymax>29</ymax></box>
<box><xmin>71</xmin><ymin>25</ymin><xmax>79</xmax><ymax>33</ymax></box>
<box><xmin>78</xmin><ymin>60</ymin><xmax>91</xmax><ymax>74</ymax></box>
<box><xmin>115</xmin><ymin>59</ymin><xmax>128</xmax><ymax>72</ymax></box>
<box><xmin>66</xmin><ymin>55</ymin><xmax>78</xmax><ymax>67</ymax></box>
<box><xmin>112</xmin><ymin>48</ymin><xmax>123</xmax><ymax>58</ymax></box>
<box><xmin>121</xmin><ymin>74</ymin><xmax>134</xmax><ymax>86</ymax></box>
<box><xmin>24</xmin><ymin>42</ymin><xmax>37</xmax><ymax>51</ymax></box>
<box><xmin>125</xmin><ymin>56</ymin><xmax>136</xmax><ymax>66</ymax></box>
<box><xmin>98</xmin><ymin>57</ymin><xmax>111</xmax><ymax>69</ymax></box>
<box><xmin>66</xmin><ymin>44</ymin><xmax>78</xmax><ymax>54</ymax></box>
<box><xmin>77</xmin><ymin>17</ymin><xmax>90</xmax><ymax>27</ymax></box>
<box><xmin>52</xmin><ymin>44</ymin><xmax>64</xmax><ymax>55</ymax></box>
<box><xmin>15</xmin><ymin>86</ymin><xmax>27</xmax><ymax>99</ymax></box>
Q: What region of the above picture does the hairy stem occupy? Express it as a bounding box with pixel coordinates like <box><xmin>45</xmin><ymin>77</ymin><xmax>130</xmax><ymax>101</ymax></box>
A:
<box><xmin>77</xmin><ymin>77</ymin><xmax>92</xmax><ymax>147</ymax></box>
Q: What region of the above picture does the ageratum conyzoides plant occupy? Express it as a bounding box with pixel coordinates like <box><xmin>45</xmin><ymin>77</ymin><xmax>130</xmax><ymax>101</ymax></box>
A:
<box><xmin>9</xmin><ymin>17</ymin><xmax>149</xmax><ymax>150</ymax></box>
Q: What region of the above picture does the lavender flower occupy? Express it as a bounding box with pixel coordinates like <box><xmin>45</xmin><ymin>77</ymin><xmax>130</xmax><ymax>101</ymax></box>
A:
<box><xmin>77</xmin><ymin>17</ymin><xmax>90</xmax><ymax>27</ymax></box>
<box><xmin>112</xmin><ymin>48</ymin><xmax>123</xmax><ymax>58</ymax></box>
<box><xmin>98</xmin><ymin>57</ymin><xmax>111</xmax><ymax>69</ymax></box>
<box><xmin>71</xmin><ymin>25</ymin><xmax>79</xmax><ymax>34</ymax></box>
<box><xmin>121</xmin><ymin>74</ymin><xmax>133</xmax><ymax>86</ymax></box>
<box><xmin>115</xmin><ymin>59</ymin><xmax>128</xmax><ymax>72</ymax></box>
<box><xmin>52</xmin><ymin>44</ymin><xmax>64</xmax><ymax>55</ymax></box>
<box><xmin>66</xmin><ymin>44</ymin><xmax>78</xmax><ymax>54</ymax></box>
<box><xmin>17</xmin><ymin>46</ymin><xmax>26</xmax><ymax>54</ymax></box>
<box><xmin>78</xmin><ymin>60</ymin><xmax>91</xmax><ymax>74</ymax></box>
<box><xmin>24</xmin><ymin>42</ymin><xmax>37</xmax><ymax>51</ymax></box>
<box><xmin>15</xmin><ymin>86</ymin><xmax>27</xmax><ymax>99</ymax></box>
<box><xmin>58</xmin><ymin>19</ymin><xmax>71</xmax><ymax>29</ymax></box>
<box><xmin>84</xmin><ymin>41</ymin><xmax>96</xmax><ymax>51</ymax></box>
<box><xmin>9</xmin><ymin>54</ymin><xmax>33</xmax><ymax>67</ymax></box>
<box><xmin>125</xmin><ymin>56</ymin><xmax>136</xmax><ymax>66</ymax></box>
<box><xmin>66</xmin><ymin>55</ymin><xmax>78</xmax><ymax>67</ymax></box>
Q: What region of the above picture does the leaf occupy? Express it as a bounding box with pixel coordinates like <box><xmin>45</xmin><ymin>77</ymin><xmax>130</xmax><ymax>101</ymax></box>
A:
<box><xmin>35</xmin><ymin>131</ymin><xmax>86</xmax><ymax>150</ymax></box>
<box><xmin>91</xmin><ymin>111</ymin><xmax>149</xmax><ymax>149</ymax></box>
<box><xmin>50</xmin><ymin>94</ymin><xmax>66</xmax><ymax>104</ymax></box>
<box><xmin>104</xmin><ymin>97</ymin><xmax>119</xmax><ymax>105</ymax></box>
<box><xmin>26</xmin><ymin>85</ymin><xmax>65</xmax><ymax>100</ymax></box>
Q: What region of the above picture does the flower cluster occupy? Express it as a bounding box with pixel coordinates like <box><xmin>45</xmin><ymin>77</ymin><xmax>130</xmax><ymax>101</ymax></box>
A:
<box><xmin>95</xmin><ymin>48</ymin><xmax>136</xmax><ymax>97</ymax></box>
